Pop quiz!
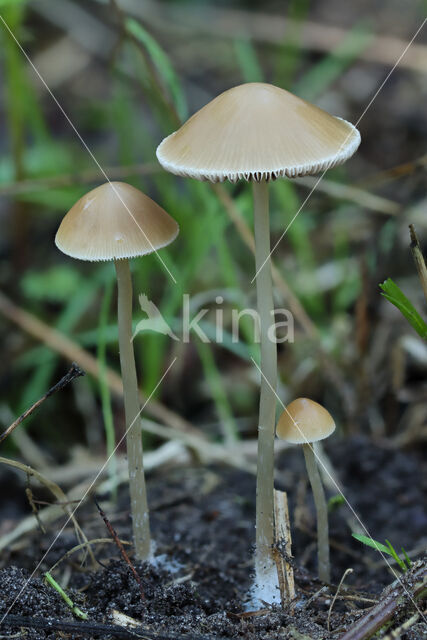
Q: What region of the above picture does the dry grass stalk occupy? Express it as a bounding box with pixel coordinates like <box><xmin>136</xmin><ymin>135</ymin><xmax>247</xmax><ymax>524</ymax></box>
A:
<box><xmin>409</xmin><ymin>224</ymin><xmax>427</xmax><ymax>304</ymax></box>
<box><xmin>0</xmin><ymin>456</ymin><xmax>95</xmax><ymax>566</ymax></box>
<box><xmin>0</xmin><ymin>290</ymin><xmax>200</xmax><ymax>437</ymax></box>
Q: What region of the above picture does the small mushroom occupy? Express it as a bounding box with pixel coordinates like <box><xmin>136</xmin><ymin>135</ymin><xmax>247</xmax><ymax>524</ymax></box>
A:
<box><xmin>157</xmin><ymin>83</ymin><xmax>359</xmax><ymax>596</ymax></box>
<box><xmin>276</xmin><ymin>397</ymin><xmax>336</xmax><ymax>583</ymax></box>
<box><xmin>55</xmin><ymin>181</ymin><xmax>179</xmax><ymax>561</ymax></box>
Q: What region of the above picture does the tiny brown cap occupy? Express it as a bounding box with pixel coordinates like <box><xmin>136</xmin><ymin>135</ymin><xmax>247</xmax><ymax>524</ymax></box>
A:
<box><xmin>157</xmin><ymin>83</ymin><xmax>360</xmax><ymax>183</ymax></box>
<box><xmin>55</xmin><ymin>182</ymin><xmax>179</xmax><ymax>262</ymax></box>
<box><xmin>276</xmin><ymin>398</ymin><xmax>336</xmax><ymax>444</ymax></box>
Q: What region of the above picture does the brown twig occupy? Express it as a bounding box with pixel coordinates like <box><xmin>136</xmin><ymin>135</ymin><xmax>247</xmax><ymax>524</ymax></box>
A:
<box><xmin>273</xmin><ymin>489</ymin><xmax>295</xmax><ymax>609</ymax></box>
<box><xmin>0</xmin><ymin>363</ymin><xmax>84</xmax><ymax>445</ymax></box>
<box><xmin>25</xmin><ymin>475</ymin><xmax>46</xmax><ymax>534</ymax></box>
<box><xmin>358</xmin><ymin>153</ymin><xmax>427</xmax><ymax>188</ymax></box>
<box><xmin>409</xmin><ymin>224</ymin><xmax>427</xmax><ymax>305</ymax></box>
<box><xmin>297</xmin><ymin>176</ymin><xmax>399</xmax><ymax>216</ymax></box>
<box><xmin>95</xmin><ymin>499</ymin><xmax>145</xmax><ymax>603</ymax></box>
<box><xmin>339</xmin><ymin>560</ymin><xmax>427</xmax><ymax>640</ymax></box>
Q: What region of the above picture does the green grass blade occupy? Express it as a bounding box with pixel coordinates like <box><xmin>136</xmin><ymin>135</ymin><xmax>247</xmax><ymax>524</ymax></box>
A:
<box><xmin>379</xmin><ymin>278</ymin><xmax>427</xmax><ymax>339</ymax></box>
<box><xmin>44</xmin><ymin>571</ymin><xmax>87</xmax><ymax>620</ymax></box>
<box><xmin>0</xmin><ymin>0</ymin><xmax>27</xmax><ymax>7</ymax></box>
<box><xmin>385</xmin><ymin>539</ymin><xmax>407</xmax><ymax>571</ymax></box>
<box><xmin>125</xmin><ymin>17</ymin><xmax>188</xmax><ymax>122</ymax></box>
<box><xmin>352</xmin><ymin>533</ymin><xmax>392</xmax><ymax>555</ymax></box>
<box><xmin>18</xmin><ymin>266</ymin><xmax>110</xmax><ymax>413</ymax></box>
<box><xmin>196</xmin><ymin>341</ymin><xmax>239</xmax><ymax>445</ymax></box>
<box><xmin>328</xmin><ymin>494</ymin><xmax>345</xmax><ymax>512</ymax></box>
<box><xmin>294</xmin><ymin>24</ymin><xmax>373</xmax><ymax>102</ymax></box>
<box><xmin>274</xmin><ymin>0</ymin><xmax>310</xmax><ymax>86</ymax></box>
<box><xmin>233</xmin><ymin>38</ymin><xmax>263</xmax><ymax>83</ymax></box>
<box><xmin>401</xmin><ymin>547</ymin><xmax>412</xmax><ymax>569</ymax></box>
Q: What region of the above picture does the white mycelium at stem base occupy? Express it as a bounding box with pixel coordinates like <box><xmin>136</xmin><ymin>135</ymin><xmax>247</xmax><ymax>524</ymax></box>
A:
<box><xmin>55</xmin><ymin>181</ymin><xmax>179</xmax><ymax>563</ymax></box>
<box><xmin>253</xmin><ymin>180</ymin><xmax>279</xmax><ymax>598</ymax></box>
<box><xmin>115</xmin><ymin>258</ymin><xmax>151</xmax><ymax>561</ymax></box>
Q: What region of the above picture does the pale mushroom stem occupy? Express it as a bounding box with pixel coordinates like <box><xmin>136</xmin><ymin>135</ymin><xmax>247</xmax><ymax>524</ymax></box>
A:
<box><xmin>253</xmin><ymin>180</ymin><xmax>278</xmax><ymax>588</ymax></box>
<box><xmin>115</xmin><ymin>258</ymin><xmax>151</xmax><ymax>562</ymax></box>
<box><xmin>302</xmin><ymin>443</ymin><xmax>330</xmax><ymax>583</ymax></box>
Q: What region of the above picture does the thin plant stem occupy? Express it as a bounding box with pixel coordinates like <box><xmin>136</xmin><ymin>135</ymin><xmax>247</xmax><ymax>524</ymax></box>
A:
<box><xmin>409</xmin><ymin>224</ymin><xmax>427</xmax><ymax>304</ymax></box>
<box><xmin>44</xmin><ymin>571</ymin><xmax>87</xmax><ymax>620</ymax></box>
<box><xmin>303</xmin><ymin>442</ymin><xmax>330</xmax><ymax>583</ymax></box>
<box><xmin>253</xmin><ymin>180</ymin><xmax>278</xmax><ymax>586</ymax></box>
<box><xmin>115</xmin><ymin>258</ymin><xmax>151</xmax><ymax>561</ymax></box>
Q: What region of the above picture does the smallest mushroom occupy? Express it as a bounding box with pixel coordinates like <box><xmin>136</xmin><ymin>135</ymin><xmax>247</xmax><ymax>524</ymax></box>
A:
<box><xmin>276</xmin><ymin>398</ymin><xmax>336</xmax><ymax>583</ymax></box>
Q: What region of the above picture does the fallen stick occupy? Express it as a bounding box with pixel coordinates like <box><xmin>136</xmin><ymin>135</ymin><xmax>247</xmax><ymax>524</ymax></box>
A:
<box><xmin>0</xmin><ymin>363</ymin><xmax>84</xmax><ymax>445</ymax></box>
<box><xmin>273</xmin><ymin>489</ymin><xmax>295</xmax><ymax>608</ymax></box>
<box><xmin>339</xmin><ymin>559</ymin><xmax>427</xmax><ymax>640</ymax></box>
<box><xmin>0</xmin><ymin>614</ymin><xmax>227</xmax><ymax>639</ymax></box>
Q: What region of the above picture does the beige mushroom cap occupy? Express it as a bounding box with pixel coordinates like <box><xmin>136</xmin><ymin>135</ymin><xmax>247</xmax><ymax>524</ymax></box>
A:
<box><xmin>55</xmin><ymin>182</ymin><xmax>179</xmax><ymax>262</ymax></box>
<box><xmin>276</xmin><ymin>398</ymin><xmax>336</xmax><ymax>444</ymax></box>
<box><xmin>156</xmin><ymin>83</ymin><xmax>360</xmax><ymax>183</ymax></box>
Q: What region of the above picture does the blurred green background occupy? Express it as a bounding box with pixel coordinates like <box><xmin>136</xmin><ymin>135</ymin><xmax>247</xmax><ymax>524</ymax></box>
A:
<box><xmin>0</xmin><ymin>0</ymin><xmax>426</xmax><ymax>465</ymax></box>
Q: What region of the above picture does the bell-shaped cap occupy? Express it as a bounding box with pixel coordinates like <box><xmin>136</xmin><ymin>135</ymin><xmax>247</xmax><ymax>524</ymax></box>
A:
<box><xmin>276</xmin><ymin>398</ymin><xmax>336</xmax><ymax>444</ymax></box>
<box><xmin>55</xmin><ymin>182</ymin><xmax>179</xmax><ymax>261</ymax></box>
<box><xmin>157</xmin><ymin>83</ymin><xmax>360</xmax><ymax>183</ymax></box>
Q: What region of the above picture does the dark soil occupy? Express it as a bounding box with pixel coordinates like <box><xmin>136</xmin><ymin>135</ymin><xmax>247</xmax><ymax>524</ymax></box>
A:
<box><xmin>0</xmin><ymin>436</ymin><xmax>426</xmax><ymax>639</ymax></box>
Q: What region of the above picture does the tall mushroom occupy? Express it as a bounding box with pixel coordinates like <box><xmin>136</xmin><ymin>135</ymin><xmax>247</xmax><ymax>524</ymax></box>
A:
<box><xmin>55</xmin><ymin>181</ymin><xmax>179</xmax><ymax>562</ymax></box>
<box><xmin>277</xmin><ymin>397</ymin><xmax>336</xmax><ymax>583</ymax></box>
<box><xmin>156</xmin><ymin>82</ymin><xmax>360</xmax><ymax>599</ymax></box>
